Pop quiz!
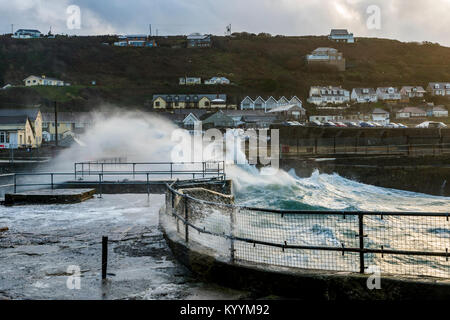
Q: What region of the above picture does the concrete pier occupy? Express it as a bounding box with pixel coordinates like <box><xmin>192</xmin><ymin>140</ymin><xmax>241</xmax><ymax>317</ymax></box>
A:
<box><xmin>4</xmin><ymin>189</ymin><xmax>95</xmax><ymax>206</ymax></box>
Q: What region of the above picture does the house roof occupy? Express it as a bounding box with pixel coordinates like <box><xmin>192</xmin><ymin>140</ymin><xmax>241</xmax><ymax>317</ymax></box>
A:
<box><xmin>153</xmin><ymin>94</ymin><xmax>226</xmax><ymax>102</ymax></box>
<box><xmin>16</xmin><ymin>29</ymin><xmax>41</xmax><ymax>33</ymax></box>
<box><xmin>42</xmin><ymin>112</ymin><xmax>91</xmax><ymax>122</ymax></box>
<box><xmin>429</xmin><ymin>106</ymin><xmax>448</xmax><ymax>112</ymax></box>
<box><xmin>372</xmin><ymin>108</ymin><xmax>389</xmax><ymax>114</ymax></box>
<box><xmin>187</xmin><ymin>33</ymin><xmax>210</xmax><ymax>40</ymax></box>
<box><xmin>353</xmin><ymin>88</ymin><xmax>376</xmax><ymax>95</ymax></box>
<box><xmin>312</xmin><ymin>47</ymin><xmax>338</xmax><ymax>54</ymax></box>
<box><xmin>401</xmin><ymin>86</ymin><xmax>426</xmax><ymax>93</ymax></box>
<box><xmin>330</xmin><ymin>29</ymin><xmax>351</xmax><ymax>36</ymax></box>
<box><xmin>267</xmin><ymin>104</ymin><xmax>305</xmax><ymax>113</ymax></box>
<box><xmin>428</xmin><ymin>82</ymin><xmax>450</xmax><ymax>89</ymax></box>
<box><xmin>0</xmin><ymin>108</ymin><xmax>40</xmax><ymax>121</ymax></box>
<box><xmin>397</xmin><ymin>107</ymin><xmax>426</xmax><ymax>114</ymax></box>
<box><xmin>24</xmin><ymin>75</ymin><xmax>63</xmax><ymax>82</ymax></box>
<box><xmin>377</xmin><ymin>87</ymin><xmax>399</xmax><ymax>93</ymax></box>
<box><xmin>0</xmin><ymin>115</ymin><xmax>28</xmax><ymax>125</ymax></box>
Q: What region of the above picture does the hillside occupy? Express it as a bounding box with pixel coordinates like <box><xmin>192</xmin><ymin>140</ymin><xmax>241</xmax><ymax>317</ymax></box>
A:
<box><xmin>0</xmin><ymin>34</ymin><xmax>450</xmax><ymax>111</ymax></box>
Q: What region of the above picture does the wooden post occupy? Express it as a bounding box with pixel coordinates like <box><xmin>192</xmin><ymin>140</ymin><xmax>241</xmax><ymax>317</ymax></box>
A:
<box><xmin>102</xmin><ymin>236</ymin><xmax>108</xmax><ymax>280</ymax></box>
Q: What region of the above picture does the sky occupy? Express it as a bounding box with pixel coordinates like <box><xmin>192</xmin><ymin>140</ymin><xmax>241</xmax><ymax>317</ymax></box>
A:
<box><xmin>1</xmin><ymin>0</ymin><xmax>449</xmax><ymax>47</ymax></box>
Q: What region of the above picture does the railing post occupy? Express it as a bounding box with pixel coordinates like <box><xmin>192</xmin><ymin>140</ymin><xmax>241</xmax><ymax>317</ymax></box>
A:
<box><xmin>184</xmin><ymin>196</ymin><xmax>189</xmax><ymax>243</ymax></box>
<box><xmin>102</xmin><ymin>236</ymin><xmax>108</xmax><ymax>280</ymax></box>
<box><xmin>99</xmin><ymin>174</ymin><xmax>103</xmax><ymax>198</ymax></box>
<box><xmin>133</xmin><ymin>163</ymin><xmax>135</xmax><ymax>179</ymax></box>
<box><xmin>230</xmin><ymin>207</ymin><xmax>236</xmax><ymax>263</ymax></box>
<box><xmin>170</xmin><ymin>163</ymin><xmax>173</xmax><ymax>179</ymax></box>
<box><xmin>13</xmin><ymin>174</ymin><xmax>16</xmax><ymax>193</ymax></box>
<box><xmin>74</xmin><ymin>163</ymin><xmax>77</xmax><ymax>180</ymax></box>
<box><xmin>51</xmin><ymin>173</ymin><xmax>54</xmax><ymax>190</ymax></box>
<box><xmin>146</xmin><ymin>173</ymin><xmax>149</xmax><ymax>196</ymax></box>
<box><xmin>358</xmin><ymin>213</ymin><xmax>365</xmax><ymax>274</ymax></box>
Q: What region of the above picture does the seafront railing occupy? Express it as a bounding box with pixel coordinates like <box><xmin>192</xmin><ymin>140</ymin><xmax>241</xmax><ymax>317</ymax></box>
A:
<box><xmin>164</xmin><ymin>181</ymin><xmax>450</xmax><ymax>278</ymax></box>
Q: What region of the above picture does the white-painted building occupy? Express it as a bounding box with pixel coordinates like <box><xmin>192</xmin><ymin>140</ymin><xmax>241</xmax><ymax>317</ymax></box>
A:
<box><xmin>400</xmin><ymin>86</ymin><xmax>426</xmax><ymax>99</ymax></box>
<box><xmin>329</xmin><ymin>29</ymin><xmax>354</xmax><ymax>43</ymax></box>
<box><xmin>371</xmin><ymin>108</ymin><xmax>390</xmax><ymax>125</ymax></box>
<box><xmin>427</xmin><ymin>82</ymin><xmax>450</xmax><ymax>96</ymax></box>
<box><xmin>351</xmin><ymin>88</ymin><xmax>378</xmax><ymax>103</ymax></box>
<box><xmin>307</xmin><ymin>86</ymin><xmax>350</xmax><ymax>106</ymax></box>
<box><xmin>204</xmin><ymin>77</ymin><xmax>230</xmax><ymax>85</ymax></box>
<box><xmin>427</xmin><ymin>106</ymin><xmax>448</xmax><ymax>118</ymax></box>
<box><xmin>240</xmin><ymin>96</ymin><xmax>303</xmax><ymax>112</ymax></box>
<box><xmin>396</xmin><ymin>107</ymin><xmax>427</xmax><ymax>119</ymax></box>
<box><xmin>179</xmin><ymin>77</ymin><xmax>202</xmax><ymax>85</ymax></box>
<box><xmin>376</xmin><ymin>87</ymin><xmax>402</xmax><ymax>101</ymax></box>
<box><xmin>12</xmin><ymin>29</ymin><xmax>42</xmax><ymax>39</ymax></box>
<box><xmin>24</xmin><ymin>75</ymin><xmax>65</xmax><ymax>87</ymax></box>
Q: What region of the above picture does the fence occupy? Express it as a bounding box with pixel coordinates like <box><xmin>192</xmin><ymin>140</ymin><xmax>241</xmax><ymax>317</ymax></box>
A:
<box><xmin>74</xmin><ymin>161</ymin><xmax>225</xmax><ymax>180</ymax></box>
<box><xmin>0</xmin><ymin>161</ymin><xmax>226</xmax><ymax>199</ymax></box>
<box><xmin>164</xmin><ymin>181</ymin><xmax>450</xmax><ymax>278</ymax></box>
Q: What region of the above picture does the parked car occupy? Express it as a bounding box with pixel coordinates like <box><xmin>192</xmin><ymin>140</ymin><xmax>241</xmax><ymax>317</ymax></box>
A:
<box><xmin>386</xmin><ymin>122</ymin><xmax>399</xmax><ymax>128</ymax></box>
<box><xmin>359</xmin><ymin>122</ymin><xmax>374</xmax><ymax>128</ymax></box>
<box><xmin>335</xmin><ymin>122</ymin><xmax>347</xmax><ymax>127</ymax></box>
<box><xmin>370</xmin><ymin>122</ymin><xmax>383</xmax><ymax>127</ymax></box>
<box><xmin>416</xmin><ymin>121</ymin><xmax>447</xmax><ymax>129</ymax></box>
<box><xmin>345</xmin><ymin>121</ymin><xmax>359</xmax><ymax>128</ymax></box>
<box><xmin>396</xmin><ymin>123</ymin><xmax>408</xmax><ymax>128</ymax></box>
<box><xmin>309</xmin><ymin>120</ymin><xmax>322</xmax><ymax>127</ymax></box>
<box><xmin>323</xmin><ymin>121</ymin><xmax>337</xmax><ymax>127</ymax></box>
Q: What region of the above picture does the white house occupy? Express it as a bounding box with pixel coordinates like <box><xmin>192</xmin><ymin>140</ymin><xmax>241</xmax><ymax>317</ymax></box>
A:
<box><xmin>24</xmin><ymin>75</ymin><xmax>65</xmax><ymax>87</ymax></box>
<box><xmin>12</xmin><ymin>29</ymin><xmax>41</xmax><ymax>39</ymax></box>
<box><xmin>351</xmin><ymin>88</ymin><xmax>378</xmax><ymax>103</ymax></box>
<box><xmin>371</xmin><ymin>108</ymin><xmax>390</xmax><ymax>125</ymax></box>
<box><xmin>267</xmin><ymin>104</ymin><xmax>306</xmax><ymax>120</ymax></box>
<box><xmin>396</xmin><ymin>107</ymin><xmax>427</xmax><ymax>119</ymax></box>
<box><xmin>182</xmin><ymin>113</ymin><xmax>201</xmax><ymax>129</ymax></box>
<box><xmin>328</xmin><ymin>29</ymin><xmax>354</xmax><ymax>43</ymax></box>
<box><xmin>204</xmin><ymin>77</ymin><xmax>230</xmax><ymax>85</ymax></box>
<box><xmin>307</xmin><ymin>86</ymin><xmax>350</xmax><ymax>106</ymax></box>
<box><xmin>400</xmin><ymin>86</ymin><xmax>426</xmax><ymax>99</ymax></box>
<box><xmin>427</xmin><ymin>106</ymin><xmax>448</xmax><ymax>118</ymax></box>
<box><xmin>376</xmin><ymin>87</ymin><xmax>402</xmax><ymax>101</ymax></box>
<box><xmin>240</xmin><ymin>96</ymin><xmax>303</xmax><ymax>112</ymax></box>
<box><xmin>427</xmin><ymin>83</ymin><xmax>450</xmax><ymax>96</ymax></box>
<box><xmin>179</xmin><ymin>77</ymin><xmax>201</xmax><ymax>85</ymax></box>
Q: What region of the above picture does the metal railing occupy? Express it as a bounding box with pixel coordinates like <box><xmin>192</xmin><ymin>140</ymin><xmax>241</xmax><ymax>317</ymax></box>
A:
<box><xmin>164</xmin><ymin>180</ymin><xmax>450</xmax><ymax>278</ymax></box>
<box><xmin>74</xmin><ymin>161</ymin><xmax>225</xmax><ymax>180</ymax></box>
<box><xmin>0</xmin><ymin>161</ymin><xmax>226</xmax><ymax>199</ymax></box>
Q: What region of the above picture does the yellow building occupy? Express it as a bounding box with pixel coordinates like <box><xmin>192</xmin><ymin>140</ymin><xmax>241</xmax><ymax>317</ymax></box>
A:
<box><xmin>152</xmin><ymin>94</ymin><xmax>227</xmax><ymax>110</ymax></box>
<box><xmin>0</xmin><ymin>108</ymin><xmax>42</xmax><ymax>148</ymax></box>
<box><xmin>24</xmin><ymin>75</ymin><xmax>65</xmax><ymax>86</ymax></box>
<box><xmin>41</xmin><ymin>112</ymin><xmax>92</xmax><ymax>142</ymax></box>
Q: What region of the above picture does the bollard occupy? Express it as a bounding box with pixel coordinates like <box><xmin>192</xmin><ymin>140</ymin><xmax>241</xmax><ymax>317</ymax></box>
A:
<box><xmin>102</xmin><ymin>236</ymin><xmax>108</xmax><ymax>280</ymax></box>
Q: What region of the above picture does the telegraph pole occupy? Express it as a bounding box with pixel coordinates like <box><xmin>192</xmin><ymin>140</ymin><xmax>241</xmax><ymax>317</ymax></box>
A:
<box><xmin>54</xmin><ymin>101</ymin><xmax>58</xmax><ymax>147</ymax></box>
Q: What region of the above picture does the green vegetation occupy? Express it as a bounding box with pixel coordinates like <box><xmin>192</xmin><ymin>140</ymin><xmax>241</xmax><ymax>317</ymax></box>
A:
<box><xmin>0</xmin><ymin>34</ymin><xmax>449</xmax><ymax>111</ymax></box>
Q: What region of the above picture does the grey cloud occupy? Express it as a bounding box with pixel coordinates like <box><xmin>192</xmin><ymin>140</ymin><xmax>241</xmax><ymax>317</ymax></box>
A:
<box><xmin>0</xmin><ymin>0</ymin><xmax>448</xmax><ymax>46</ymax></box>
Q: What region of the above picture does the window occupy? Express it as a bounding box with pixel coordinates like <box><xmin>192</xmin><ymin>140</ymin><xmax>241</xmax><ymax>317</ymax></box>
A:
<box><xmin>155</xmin><ymin>101</ymin><xmax>160</xmax><ymax>107</ymax></box>
<box><xmin>204</xmin><ymin>101</ymin><xmax>210</xmax><ymax>107</ymax></box>
<box><xmin>175</xmin><ymin>102</ymin><xmax>179</xmax><ymax>107</ymax></box>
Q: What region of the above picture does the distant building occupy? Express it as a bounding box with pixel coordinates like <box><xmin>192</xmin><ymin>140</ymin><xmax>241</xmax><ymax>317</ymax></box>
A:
<box><xmin>187</xmin><ymin>33</ymin><xmax>212</xmax><ymax>48</ymax></box>
<box><xmin>267</xmin><ymin>104</ymin><xmax>306</xmax><ymax>120</ymax></box>
<box><xmin>426</xmin><ymin>105</ymin><xmax>448</xmax><ymax>118</ymax></box>
<box><xmin>204</xmin><ymin>77</ymin><xmax>230</xmax><ymax>85</ymax></box>
<box><xmin>24</xmin><ymin>75</ymin><xmax>65</xmax><ymax>87</ymax></box>
<box><xmin>12</xmin><ymin>29</ymin><xmax>42</xmax><ymax>39</ymax></box>
<box><xmin>179</xmin><ymin>77</ymin><xmax>202</xmax><ymax>85</ymax></box>
<box><xmin>351</xmin><ymin>88</ymin><xmax>378</xmax><ymax>103</ymax></box>
<box><xmin>371</xmin><ymin>108</ymin><xmax>390</xmax><ymax>125</ymax></box>
<box><xmin>41</xmin><ymin>112</ymin><xmax>92</xmax><ymax>142</ymax></box>
<box><xmin>201</xmin><ymin>111</ymin><xmax>235</xmax><ymax>129</ymax></box>
<box><xmin>0</xmin><ymin>108</ymin><xmax>42</xmax><ymax>148</ymax></box>
<box><xmin>400</xmin><ymin>86</ymin><xmax>426</xmax><ymax>99</ymax></box>
<box><xmin>329</xmin><ymin>29</ymin><xmax>354</xmax><ymax>43</ymax></box>
<box><xmin>308</xmin><ymin>86</ymin><xmax>350</xmax><ymax>106</ymax></box>
<box><xmin>240</xmin><ymin>96</ymin><xmax>303</xmax><ymax>112</ymax></box>
<box><xmin>396</xmin><ymin>107</ymin><xmax>427</xmax><ymax>119</ymax></box>
<box><xmin>376</xmin><ymin>87</ymin><xmax>402</xmax><ymax>102</ymax></box>
<box><xmin>152</xmin><ymin>94</ymin><xmax>227</xmax><ymax>109</ymax></box>
<box><xmin>306</xmin><ymin>47</ymin><xmax>346</xmax><ymax>71</ymax></box>
<box><xmin>114</xmin><ymin>35</ymin><xmax>157</xmax><ymax>47</ymax></box>
<box><xmin>427</xmin><ymin>82</ymin><xmax>450</xmax><ymax>96</ymax></box>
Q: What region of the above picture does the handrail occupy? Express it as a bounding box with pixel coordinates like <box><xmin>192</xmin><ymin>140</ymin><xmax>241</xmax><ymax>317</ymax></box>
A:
<box><xmin>165</xmin><ymin>179</ymin><xmax>450</xmax><ymax>277</ymax></box>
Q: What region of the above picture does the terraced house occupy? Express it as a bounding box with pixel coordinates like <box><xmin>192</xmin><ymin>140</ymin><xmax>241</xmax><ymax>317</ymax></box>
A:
<box><xmin>0</xmin><ymin>108</ymin><xmax>42</xmax><ymax>148</ymax></box>
<box><xmin>427</xmin><ymin>82</ymin><xmax>450</xmax><ymax>96</ymax></box>
<box><xmin>24</xmin><ymin>75</ymin><xmax>65</xmax><ymax>87</ymax></box>
<box><xmin>240</xmin><ymin>96</ymin><xmax>302</xmax><ymax>111</ymax></box>
<box><xmin>307</xmin><ymin>86</ymin><xmax>350</xmax><ymax>106</ymax></box>
<box><xmin>152</xmin><ymin>94</ymin><xmax>227</xmax><ymax>109</ymax></box>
